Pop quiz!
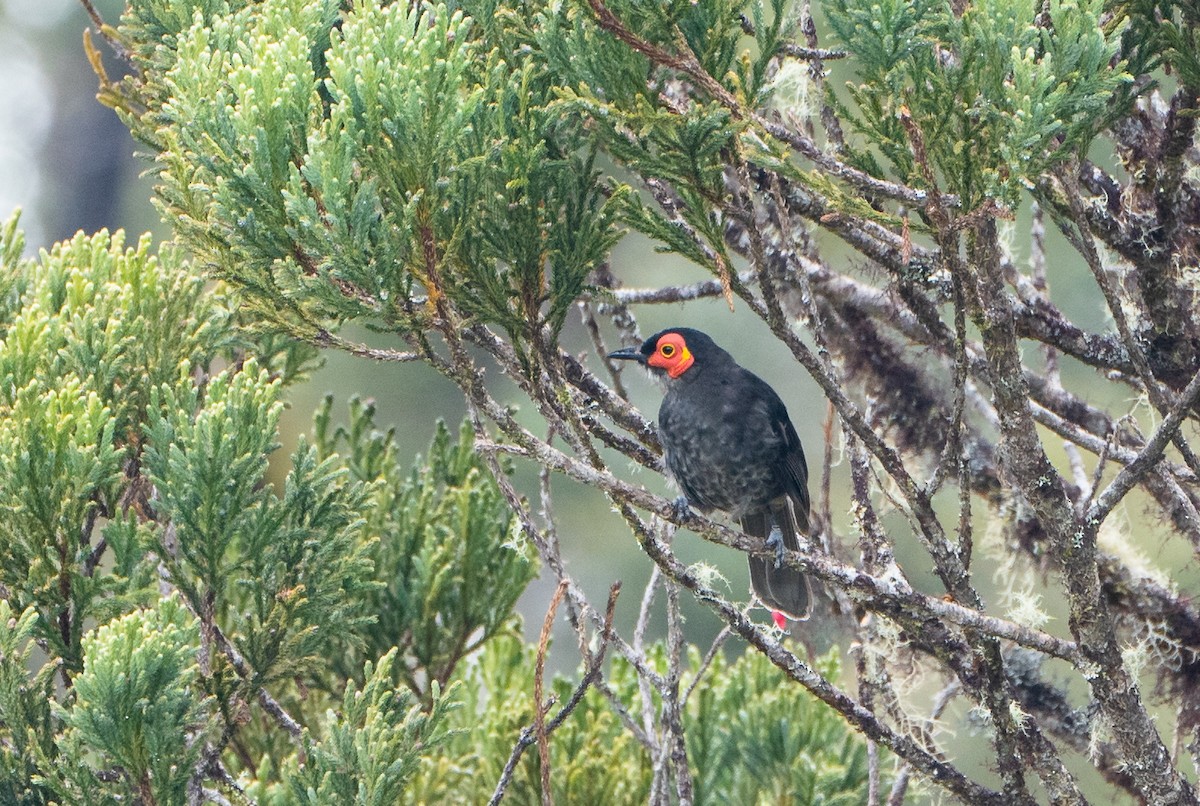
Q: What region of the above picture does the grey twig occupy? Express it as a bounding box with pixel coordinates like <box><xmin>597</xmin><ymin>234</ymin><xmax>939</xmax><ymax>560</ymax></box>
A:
<box><xmin>1089</xmin><ymin>366</ymin><xmax>1200</xmax><ymax>525</ymax></box>
<box><xmin>778</xmin><ymin>42</ymin><xmax>847</xmax><ymax>61</ymax></box>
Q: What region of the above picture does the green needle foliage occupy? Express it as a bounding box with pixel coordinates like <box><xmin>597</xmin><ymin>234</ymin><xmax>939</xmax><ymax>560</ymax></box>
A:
<box><xmin>0</xmin><ymin>602</ymin><xmax>56</xmax><ymax>806</ymax></box>
<box><xmin>411</xmin><ymin>634</ymin><xmax>881</xmax><ymax>804</ymax></box>
<box><xmin>145</xmin><ymin>360</ymin><xmax>382</xmax><ymax>693</ymax></box>
<box><xmin>52</xmin><ymin>596</ymin><xmax>210</xmax><ymax>805</ymax></box>
<box><xmin>0</xmin><ymin>378</ymin><xmax>121</xmax><ymax>670</ymax></box>
<box><xmin>824</xmin><ymin>0</ymin><xmax>1130</xmax><ymax>206</ymax></box>
<box><xmin>116</xmin><ymin>0</ymin><xmax>627</xmax><ymax>360</ymax></box>
<box><xmin>0</xmin><ymin>225</ymin><xmax>229</xmax><ymax>675</ymax></box>
<box><xmin>687</xmin><ymin>650</ymin><xmax>877</xmax><ymax>805</ymax></box>
<box><xmin>0</xmin><ymin>213</ymin><xmax>533</xmax><ymax>800</ymax></box>
<box><xmin>314</xmin><ymin>398</ymin><xmax>537</xmax><ymax>701</ymax></box>
<box><xmin>411</xmin><ymin>633</ymin><xmax>653</xmax><ymax>804</ymax></box>
<box><xmin>285</xmin><ymin>651</ymin><xmax>459</xmax><ymax>805</ymax></box>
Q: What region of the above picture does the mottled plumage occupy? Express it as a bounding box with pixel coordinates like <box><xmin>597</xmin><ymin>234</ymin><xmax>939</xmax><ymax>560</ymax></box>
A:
<box><xmin>609</xmin><ymin>328</ymin><xmax>812</xmax><ymax>619</ymax></box>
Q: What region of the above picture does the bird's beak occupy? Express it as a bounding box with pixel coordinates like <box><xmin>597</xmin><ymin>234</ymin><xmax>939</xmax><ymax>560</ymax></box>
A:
<box><xmin>607</xmin><ymin>346</ymin><xmax>645</xmax><ymax>364</ymax></box>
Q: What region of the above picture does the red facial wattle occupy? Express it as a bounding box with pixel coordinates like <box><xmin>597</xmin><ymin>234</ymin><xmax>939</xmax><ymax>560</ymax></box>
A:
<box><xmin>646</xmin><ymin>332</ymin><xmax>695</xmax><ymax>379</ymax></box>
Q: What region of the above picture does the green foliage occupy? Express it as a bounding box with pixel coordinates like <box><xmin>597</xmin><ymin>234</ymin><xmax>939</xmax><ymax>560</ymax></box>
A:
<box><xmin>314</xmin><ymin>397</ymin><xmax>537</xmax><ymax>699</ymax></box>
<box><xmin>0</xmin><ymin>227</ymin><xmax>231</xmax><ymax>672</ymax></box>
<box><xmin>411</xmin><ymin>633</ymin><xmax>653</xmax><ymax>804</ymax></box>
<box><xmin>0</xmin><ymin>228</ymin><xmax>232</xmax><ymax>440</ymax></box>
<box><xmin>542</xmin><ymin>0</ymin><xmax>800</xmax><ymax>282</ymax></box>
<box><xmin>0</xmin><ymin>220</ymin><xmax>242</xmax><ymax>802</ymax></box>
<box><xmin>825</xmin><ymin>0</ymin><xmax>1131</xmax><ymax>206</ymax></box>
<box><xmin>52</xmin><ymin>596</ymin><xmax>210</xmax><ymax>805</ymax></box>
<box><xmin>0</xmin><ymin>210</ymin><xmax>27</xmax><ymax>325</ymax></box>
<box><xmin>688</xmin><ymin>649</ymin><xmax>881</xmax><ymax>805</ymax></box>
<box><xmin>121</xmin><ymin>0</ymin><xmax>626</xmax><ymax>352</ymax></box>
<box><xmin>0</xmin><ymin>378</ymin><xmax>121</xmax><ymax>669</ymax></box>
<box><xmin>0</xmin><ymin>602</ymin><xmax>56</xmax><ymax>806</ymax></box>
<box><xmin>119</xmin><ymin>0</ymin><xmax>250</xmax><ymax>68</ymax></box>
<box><xmin>145</xmin><ymin>361</ymin><xmax>283</xmax><ymax>600</ymax></box>
<box><xmin>127</xmin><ymin>0</ymin><xmax>1111</xmax><ymax>303</ymax></box>
<box><xmin>145</xmin><ymin>362</ymin><xmax>378</xmax><ymax>695</ymax></box>
<box><xmin>411</xmin><ymin>633</ymin><xmax>880</xmax><ymax>804</ymax></box>
<box><xmin>285</xmin><ymin>650</ymin><xmax>459</xmax><ymax>805</ymax></box>
<box><xmin>0</xmin><ymin>211</ymin><xmax>479</xmax><ymax>798</ymax></box>
<box><xmin>545</xmin><ymin>1</ymin><xmax>743</xmax><ymax>196</ymax></box>
<box><xmin>1116</xmin><ymin>0</ymin><xmax>1200</xmax><ymax>91</ymax></box>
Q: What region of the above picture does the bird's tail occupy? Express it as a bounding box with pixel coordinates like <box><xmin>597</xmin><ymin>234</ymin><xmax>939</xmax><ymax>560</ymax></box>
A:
<box><xmin>741</xmin><ymin>494</ymin><xmax>812</xmax><ymax>620</ymax></box>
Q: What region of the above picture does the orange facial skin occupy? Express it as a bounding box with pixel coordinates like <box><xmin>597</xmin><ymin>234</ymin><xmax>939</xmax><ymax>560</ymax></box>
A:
<box><xmin>646</xmin><ymin>331</ymin><xmax>695</xmax><ymax>379</ymax></box>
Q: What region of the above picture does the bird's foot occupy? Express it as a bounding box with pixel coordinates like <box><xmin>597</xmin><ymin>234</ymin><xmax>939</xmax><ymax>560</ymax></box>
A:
<box><xmin>671</xmin><ymin>495</ymin><xmax>692</xmax><ymax>522</ymax></box>
<box><xmin>766</xmin><ymin>525</ymin><xmax>786</xmax><ymax>569</ymax></box>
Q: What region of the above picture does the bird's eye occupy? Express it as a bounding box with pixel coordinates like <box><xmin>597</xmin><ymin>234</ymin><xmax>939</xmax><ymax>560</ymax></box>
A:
<box><xmin>660</xmin><ymin>344</ymin><xmax>675</xmax><ymax>357</ymax></box>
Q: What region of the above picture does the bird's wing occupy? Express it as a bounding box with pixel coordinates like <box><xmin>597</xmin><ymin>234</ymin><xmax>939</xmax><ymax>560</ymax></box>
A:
<box><xmin>744</xmin><ymin>383</ymin><xmax>815</xmax><ymax>620</ymax></box>
<box><xmin>771</xmin><ymin>402</ymin><xmax>811</xmax><ymax>533</ymax></box>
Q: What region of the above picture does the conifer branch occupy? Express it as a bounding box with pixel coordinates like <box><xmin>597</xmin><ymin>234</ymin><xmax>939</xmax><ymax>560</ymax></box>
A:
<box><xmin>179</xmin><ymin>591</ymin><xmax>305</xmax><ymax>746</ymax></box>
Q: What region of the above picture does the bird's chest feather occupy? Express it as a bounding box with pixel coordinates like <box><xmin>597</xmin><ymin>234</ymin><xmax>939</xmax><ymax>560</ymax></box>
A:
<box><xmin>658</xmin><ymin>378</ymin><xmax>783</xmax><ymax>515</ymax></box>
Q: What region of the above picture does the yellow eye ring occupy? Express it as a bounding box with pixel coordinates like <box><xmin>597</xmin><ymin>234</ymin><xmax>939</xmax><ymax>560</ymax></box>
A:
<box><xmin>661</xmin><ymin>344</ymin><xmax>675</xmax><ymax>357</ymax></box>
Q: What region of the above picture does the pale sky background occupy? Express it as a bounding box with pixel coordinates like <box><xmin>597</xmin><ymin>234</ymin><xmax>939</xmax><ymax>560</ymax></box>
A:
<box><xmin>0</xmin><ymin>0</ymin><xmax>158</xmax><ymax>251</ymax></box>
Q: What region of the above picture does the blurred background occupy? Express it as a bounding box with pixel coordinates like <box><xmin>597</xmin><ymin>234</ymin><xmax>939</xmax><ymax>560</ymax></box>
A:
<box><xmin>1</xmin><ymin>0</ymin><xmax>159</xmax><ymax>248</ymax></box>
<box><xmin>7</xmin><ymin>7</ymin><xmax>1191</xmax><ymax>797</ymax></box>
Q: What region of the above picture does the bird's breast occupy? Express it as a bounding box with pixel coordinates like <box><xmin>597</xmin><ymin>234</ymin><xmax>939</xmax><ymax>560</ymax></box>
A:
<box><xmin>659</xmin><ymin>387</ymin><xmax>785</xmax><ymax>516</ymax></box>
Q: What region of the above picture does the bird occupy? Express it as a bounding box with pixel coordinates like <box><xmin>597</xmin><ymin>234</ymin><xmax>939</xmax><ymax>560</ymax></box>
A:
<box><xmin>608</xmin><ymin>327</ymin><xmax>813</xmax><ymax>620</ymax></box>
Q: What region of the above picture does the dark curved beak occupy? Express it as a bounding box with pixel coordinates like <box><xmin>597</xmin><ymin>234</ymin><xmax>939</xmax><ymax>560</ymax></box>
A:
<box><xmin>607</xmin><ymin>346</ymin><xmax>645</xmax><ymax>364</ymax></box>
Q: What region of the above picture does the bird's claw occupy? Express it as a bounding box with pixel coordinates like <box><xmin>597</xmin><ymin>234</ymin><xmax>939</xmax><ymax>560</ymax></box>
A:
<box><xmin>672</xmin><ymin>495</ymin><xmax>692</xmax><ymax>522</ymax></box>
<box><xmin>766</xmin><ymin>525</ymin><xmax>785</xmax><ymax>569</ymax></box>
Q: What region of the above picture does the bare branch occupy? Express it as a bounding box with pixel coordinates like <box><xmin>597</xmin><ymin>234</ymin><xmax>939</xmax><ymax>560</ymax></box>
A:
<box><xmin>778</xmin><ymin>41</ymin><xmax>848</xmax><ymax>61</ymax></box>
<box><xmin>1089</xmin><ymin>367</ymin><xmax>1200</xmax><ymax>524</ymax></box>
<box><xmin>481</xmin><ymin>434</ymin><xmax>1081</xmax><ymax>662</ymax></box>
<box><xmin>969</xmin><ymin>218</ymin><xmax>1196</xmax><ymax>805</ymax></box>
<box><xmin>313</xmin><ymin>329</ymin><xmax>422</xmax><ymax>362</ymax></box>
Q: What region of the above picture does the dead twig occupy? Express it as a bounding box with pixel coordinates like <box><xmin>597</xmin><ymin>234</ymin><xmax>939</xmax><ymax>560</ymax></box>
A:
<box><xmin>489</xmin><ymin>583</ymin><xmax>620</xmax><ymax>806</ymax></box>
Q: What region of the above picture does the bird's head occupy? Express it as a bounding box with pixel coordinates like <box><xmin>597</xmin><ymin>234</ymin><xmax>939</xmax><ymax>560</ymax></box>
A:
<box><xmin>607</xmin><ymin>328</ymin><xmax>719</xmax><ymax>380</ymax></box>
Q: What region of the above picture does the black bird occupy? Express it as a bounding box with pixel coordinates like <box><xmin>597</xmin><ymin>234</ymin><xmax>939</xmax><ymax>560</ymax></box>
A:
<box><xmin>609</xmin><ymin>328</ymin><xmax>813</xmax><ymax>619</ymax></box>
